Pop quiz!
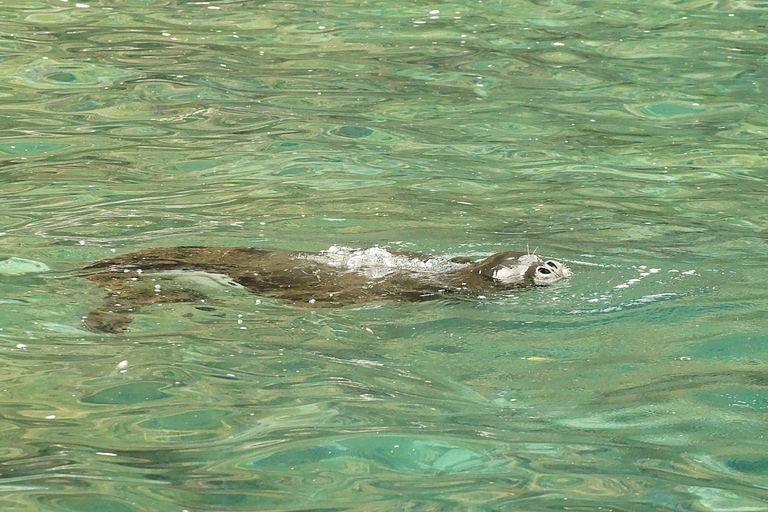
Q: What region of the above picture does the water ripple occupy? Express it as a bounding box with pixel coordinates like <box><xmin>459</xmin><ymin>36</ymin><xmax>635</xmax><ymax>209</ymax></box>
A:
<box><xmin>2</xmin><ymin>0</ymin><xmax>768</xmax><ymax>509</ymax></box>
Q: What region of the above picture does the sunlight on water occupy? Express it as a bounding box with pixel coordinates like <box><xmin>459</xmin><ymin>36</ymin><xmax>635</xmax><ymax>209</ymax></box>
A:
<box><xmin>1</xmin><ymin>0</ymin><xmax>768</xmax><ymax>510</ymax></box>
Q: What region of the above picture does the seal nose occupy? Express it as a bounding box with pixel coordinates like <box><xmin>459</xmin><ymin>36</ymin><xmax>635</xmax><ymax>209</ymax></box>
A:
<box><xmin>538</xmin><ymin>267</ymin><xmax>552</xmax><ymax>275</ymax></box>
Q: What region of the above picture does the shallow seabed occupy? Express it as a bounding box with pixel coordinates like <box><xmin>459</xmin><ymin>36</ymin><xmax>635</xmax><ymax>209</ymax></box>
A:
<box><xmin>1</xmin><ymin>0</ymin><xmax>768</xmax><ymax>510</ymax></box>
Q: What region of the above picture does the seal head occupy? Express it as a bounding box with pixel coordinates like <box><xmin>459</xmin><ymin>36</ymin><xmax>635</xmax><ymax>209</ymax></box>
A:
<box><xmin>468</xmin><ymin>252</ymin><xmax>572</xmax><ymax>287</ymax></box>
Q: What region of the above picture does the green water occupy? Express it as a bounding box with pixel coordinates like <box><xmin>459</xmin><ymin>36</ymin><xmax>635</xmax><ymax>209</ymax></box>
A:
<box><xmin>1</xmin><ymin>0</ymin><xmax>767</xmax><ymax>510</ymax></box>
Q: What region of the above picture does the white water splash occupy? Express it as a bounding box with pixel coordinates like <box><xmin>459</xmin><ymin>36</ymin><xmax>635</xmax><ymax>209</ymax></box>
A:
<box><xmin>298</xmin><ymin>246</ymin><xmax>468</xmax><ymax>279</ymax></box>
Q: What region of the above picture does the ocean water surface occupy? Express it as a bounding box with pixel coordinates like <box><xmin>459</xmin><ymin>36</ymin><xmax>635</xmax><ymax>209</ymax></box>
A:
<box><xmin>1</xmin><ymin>0</ymin><xmax>768</xmax><ymax>510</ymax></box>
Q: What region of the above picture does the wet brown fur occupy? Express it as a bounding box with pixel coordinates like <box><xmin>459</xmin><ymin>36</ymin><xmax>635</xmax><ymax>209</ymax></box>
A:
<box><xmin>80</xmin><ymin>247</ymin><xmax>544</xmax><ymax>333</ymax></box>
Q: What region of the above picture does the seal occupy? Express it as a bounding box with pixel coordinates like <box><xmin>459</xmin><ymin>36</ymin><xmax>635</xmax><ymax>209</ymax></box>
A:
<box><xmin>79</xmin><ymin>246</ymin><xmax>571</xmax><ymax>333</ymax></box>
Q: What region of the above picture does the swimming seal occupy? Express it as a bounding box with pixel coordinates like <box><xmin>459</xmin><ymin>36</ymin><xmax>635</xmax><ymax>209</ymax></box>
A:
<box><xmin>79</xmin><ymin>246</ymin><xmax>571</xmax><ymax>333</ymax></box>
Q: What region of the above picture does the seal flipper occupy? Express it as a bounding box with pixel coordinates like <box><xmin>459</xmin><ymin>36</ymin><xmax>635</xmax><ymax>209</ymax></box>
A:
<box><xmin>83</xmin><ymin>305</ymin><xmax>134</xmax><ymax>334</ymax></box>
<box><xmin>79</xmin><ymin>246</ymin><xmax>255</xmax><ymax>333</ymax></box>
<box><xmin>81</xmin><ymin>280</ymin><xmax>155</xmax><ymax>334</ymax></box>
<box><xmin>82</xmin><ymin>271</ymin><xmax>207</xmax><ymax>333</ymax></box>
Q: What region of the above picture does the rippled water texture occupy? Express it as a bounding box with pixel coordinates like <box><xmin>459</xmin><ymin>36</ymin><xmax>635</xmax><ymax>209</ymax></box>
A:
<box><xmin>1</xmin><ymin>0</ymin><xmax>768</xmax><ymax>510</ymax></box>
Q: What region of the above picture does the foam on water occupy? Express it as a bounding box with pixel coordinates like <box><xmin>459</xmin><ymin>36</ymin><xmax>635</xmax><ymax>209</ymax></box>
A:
<box><xmin>298</xmin><ymin>246</ymin><xmax>469</xmax><ymax>279</ymax></box>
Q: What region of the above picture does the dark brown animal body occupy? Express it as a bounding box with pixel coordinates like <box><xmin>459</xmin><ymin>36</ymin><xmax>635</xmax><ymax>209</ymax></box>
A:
<box><xmin>80</xmin><ymin>246</ymin><xmax>570</xmax><ymax>333</ymax></box>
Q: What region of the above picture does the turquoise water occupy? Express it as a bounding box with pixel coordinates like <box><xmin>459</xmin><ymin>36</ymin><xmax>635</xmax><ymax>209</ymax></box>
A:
<box><xmin>1</xmin><ymin>0</ymin><xmax>768</xmax><ymax>510</ymax></box>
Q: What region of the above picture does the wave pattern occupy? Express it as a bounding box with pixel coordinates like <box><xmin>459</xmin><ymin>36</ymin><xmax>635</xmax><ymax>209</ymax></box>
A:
<box><xmin>1</xmin><ymin>0</ymin><xmax>768</xmax><ymax>510</ymax></box>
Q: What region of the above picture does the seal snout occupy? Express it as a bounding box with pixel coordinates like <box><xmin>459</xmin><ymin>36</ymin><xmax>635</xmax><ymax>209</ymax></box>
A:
<box><xmin>546</xmin><ymin>259</ymin><xmax>573</xmax><ymax>279</ymax></box>
<box><xmin>530</xmin><ymin>259</ymin><xmax>572</xmax><ymax>286</ymax></box>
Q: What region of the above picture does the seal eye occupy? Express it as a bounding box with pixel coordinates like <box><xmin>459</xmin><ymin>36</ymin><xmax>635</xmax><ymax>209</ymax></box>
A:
<box><xmin>538</xmin><ymin>267</ymin><xmax>552</xmax><ymax>275</ymax></box>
